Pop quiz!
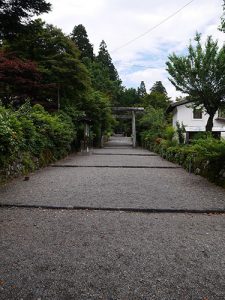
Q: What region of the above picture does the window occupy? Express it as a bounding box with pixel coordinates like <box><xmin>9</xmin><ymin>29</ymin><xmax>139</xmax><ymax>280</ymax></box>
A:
<box><xmin>193</xmin><ymin>108</ymin><xmax>202</xmax><ymax>119</ymax></box>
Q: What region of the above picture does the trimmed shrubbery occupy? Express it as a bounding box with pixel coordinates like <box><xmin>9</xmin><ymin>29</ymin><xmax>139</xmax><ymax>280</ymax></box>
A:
<box><xmin>141</xmin><ymin>130</ymin><xmax>225</xmax><ymax>187</ymax></box>
<box><xmin>0</xmin><ymin>103</ymin><xmax>76</xmax><ymax>181</ymax></box>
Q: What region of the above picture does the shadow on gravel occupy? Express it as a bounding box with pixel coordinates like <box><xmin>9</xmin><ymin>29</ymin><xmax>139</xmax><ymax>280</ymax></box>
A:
<box><xmin>51</xmin><ymin>165</ymin><xmax>181</xmax><ymax>169</ymax></box>
<box><xmin>1</xmin><ymin>204</ymin><xmax>225</xmax><ymax>214</ymax></box>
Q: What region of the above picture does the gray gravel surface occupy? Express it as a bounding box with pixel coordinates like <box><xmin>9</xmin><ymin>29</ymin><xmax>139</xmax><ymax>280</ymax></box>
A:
<box><xmin>52</xmin><ymin>152</ymin><xmax>177</xmax><ymax>167</ymax></box>
<box><xmin>1</xmin><ymin>208</ymin><xmax>225</xmax><ymax>300</ymax></box>
<box><xmin>93</xmin><ymin>148</ymin><xmax>151</xmax><ymax>155</ymax></box>
<box><xmin>0</xmin><ymin>165</ymin><xmax>225</xmax><ymax>210</ymax></box>
<box><xmin>1</xmin><ymin>138</ymin><xmax>225</xmax><ymax>299</ymax></box>
<box><xmin>105</xmin><ymin>136</ymin><xmax>133</xmax><ymax>147</ymax></box>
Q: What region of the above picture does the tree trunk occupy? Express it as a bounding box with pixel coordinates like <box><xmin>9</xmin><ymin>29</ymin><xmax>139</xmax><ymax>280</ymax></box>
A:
<box><xmin>206</xmin><ymin>113</ymin><xmax>215</xmax><ymax>132</ymax></box>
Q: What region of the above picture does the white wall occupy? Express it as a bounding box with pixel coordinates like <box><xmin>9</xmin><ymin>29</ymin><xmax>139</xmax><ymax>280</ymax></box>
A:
<box><xmin>173</xmin><ymin>104</ymin><xmax>225</xmax><ymax>133</ymax></box>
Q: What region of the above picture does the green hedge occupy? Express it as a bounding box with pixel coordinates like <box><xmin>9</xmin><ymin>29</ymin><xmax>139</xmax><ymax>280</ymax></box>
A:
<box><xmin>0</xmin><ymin>103</ymin><xmax>76</xmax><ymax>180</ymax></box>
<box><xmin>145</xmin><ymin>136</ymin><xmax>225</xmax><ymax>188</ymax></box>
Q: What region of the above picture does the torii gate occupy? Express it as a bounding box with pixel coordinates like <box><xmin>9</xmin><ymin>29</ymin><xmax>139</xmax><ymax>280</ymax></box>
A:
<box><xmin>112</xmin><ymin>107</ymin><xmax>144</xmax><ymax>148</ymax></box>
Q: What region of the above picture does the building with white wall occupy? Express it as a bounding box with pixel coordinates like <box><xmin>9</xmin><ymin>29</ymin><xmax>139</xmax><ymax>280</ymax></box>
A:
<box><xmin>167</xmin><ymin>99</ymin><xmax>225</xmax><ymax>140</ymax></box>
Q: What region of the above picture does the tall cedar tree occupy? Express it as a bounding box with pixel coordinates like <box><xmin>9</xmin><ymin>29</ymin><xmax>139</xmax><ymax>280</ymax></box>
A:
<box><xmin>0</xmin><ymin>0</ymin><xmax>51</xmax><ymax>40</ymax></box>
<box><xmin>97</xmin><ymin>40</ymin><xmax>119</xmax><ymax>81</ymax></box>
<box><xmin>71</xmin><ymin>24</ymin><xmax>94</xmax><ymax>60</ymax></box>
<box><xmin>138</xmin><ymin>81</ymin><xmax>147</xmax><ymax>98</ymax></box>
<box><xmin>221</xmin><ymin>0</ymin><xmax>225</xmax><ymax>32</ymax></box>
<box><xmin>150</xmin><ymin>81</ymin><xmax>167</xmax><ymax>95</ymax></box>
<box><xmin>166</xmin><ymin>34</ymin><xmax>225</xmax><ymax>132</ymax></box>
<box><xmin>95</xmin><ymin>40</ymin><xmax>123</xmax><ymax>105</ymax></box>
<box><xmin>142</xmin><ymin>82</ymin><xmax>170</xmax><ymax>110</ymax></box>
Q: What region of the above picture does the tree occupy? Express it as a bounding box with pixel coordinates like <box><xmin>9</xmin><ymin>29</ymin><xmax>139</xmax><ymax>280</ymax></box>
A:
<box><xmin>71</xmin><ymin>24</ymin><xmax>94</xmax><ymax>61</ymax></box>
<box><xmin>93</xmin><ymin>40</ymin><xmax>122</xmax><ymax>105</ymax></box>
<box><xmin>118</xmin><ymin>88</ymin><xmax>139</xmax><ymax>107</ymax></box>
<box><xmin>138</xmin><ymin>106</ymin><xmax>167</xmax><ymax>143</ymax></box>
<box><xmin>166</xmin><ymin>34</ymin><xmax>225</xmax><ymax>132</ymax></box>
<box><xmin>85</xmin><ymin>91</ymin><xmax>114</xmax><ymax>132</ymax></box>
<box><xmin>0</xmin><ymin>0</ymin><xmax>51</xmax><ymax>40</ymax></box>
<box><xmin>142</xmin><ymin>81</ymin><xmax>170</xmax><ymax>110</ymax></box>
<box><xmin>143</xmin><ymin>92</ymin><xmax>171</xmax><ymax>110</ymax></box>
<box><xmin>4</xmin><ymin>20</ymin><xmax>91</xmax><ymax>108</ymax></box>
<box><xmin>220</xmin><ymin>0</ymin><xmax>225</xmax><ymax>32</ymax></box>
<box><xmin>137</xmin><ymin>81</ymin><xmax>147</xmax><ymax>98</ymax></box>
<box><xmin>0</xmin><ymin>50</ymin><xmax>43</xmax><ymax>106</ymax></box>
<box><xmin>86</xmin><ymin>59</ymin><xmax>121</xmax><ymax>104</ymax></box>
<box><xmin>97</xmin><ymin>40</ymin><xmax>119</xmax><ymax>81</ymax></box>
<box><xmin>150</xmin><ymin>81</ymin><xmax>167</xmax><ymax>95</ymax></box>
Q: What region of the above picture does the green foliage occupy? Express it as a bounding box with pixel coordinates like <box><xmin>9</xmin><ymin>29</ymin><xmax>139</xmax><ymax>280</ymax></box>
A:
<box><xmin>85</xmin><ymin>91</ymin><xmax>115</xmax><ymax>145</ymax></box>
<box><xmin>176</xmin><ymin>121</ymin><xmax>186</xmax><ymax>144</ymax></box>
<box><xmin>143</xmin><ymin>91</ymin><xmax>171</xmax><ymax>110</ymax></box>
<box><xmin>3</xmin><ymin>20</ymin><xmax>91</xmax><ymax>108</ymax></box>
<box><xmin>139</xmin><ymin>81</ymin><xmax>171</xmax><ymax>112</ymax></box>
<box><xmin>138</xmin><ymin>106</ymin><xmax>167</xmax><ymax>146</ymax></box>
<box><xmin>118</xmin><ymin>88</ymin><xmax>140</xmax><ymax>107</ymax></box>
<box><xmin>0</xmin><ymin>103</ymin><xmax>76</xmax><ymax>172</ymax></box>
<box><xmin>137</xmin><ymin>81</ymin><xmax>147</xmax><ymax>98</ymax></box>
<box><xmin>165</xmin><ymin>126</ymin><xmax>176</xmax><ymax>142</ymax></box>
<box><xmin>87</xmin><ymin>59</ymin><xmax>121</xmax><ymax>103</ymax></box>
<box><xmin>147</xmin><ymin>135</ymin><xmax>225</xmax><ymax>187</ymax></box>
<box><xmin>30</xmin><ymin>104</ymin><xmax>75</xmax><ymax>158</ymax></box>
<box><xmin>0</xmin><ymin>106</ymin><xmax>23</xmax><ymax>162</ymax></box>
<box><xmin>71</xmin><ymin>24</ymin><xmax>94</xmax><ymax>61</ymax></box>
<box><xmin>136</xmin><ymin>81</ymin><xmax>171</xmax><ymax>146</ymax></box>
<box><xmin>150</xmin><ymin>81</ymin><xmax>167</xmax><ymax>96</ymax></box>
<box><xmin>139</xmin><ymin>94</ymin><xmax>225</xmax><ymax>186</ymax></box>
<box><xmin>0</xmin><ymin>18</ymin><xmax>122</xmax><ymax>167</ymax></box>
<box><xmin>97</xmin><ymin>40</ymin><xmax>119</xmax><ymax>82</ymax></box>
<box><xmin>166</xmin><ymin>33</ymin><xmax>225</xmax><ymax>132</ymax></box>
<box><xmin>1</xmin><ymin>21</ymin><xmax>120</xmax><ymax>142</ymax></box>
<box><xmin>0</xmin><ymin>0</ymin><xmax>51</xmax><ymax>40</ymax></box>
<box><xmin>220</xmin><ymin>1</ymin><xmax>225</xmax><ymax>32</ymax></box>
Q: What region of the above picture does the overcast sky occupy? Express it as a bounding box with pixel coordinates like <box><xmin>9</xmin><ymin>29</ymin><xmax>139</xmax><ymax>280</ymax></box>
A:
<box><xmin>42</xmin><ymin>0</ymin><xmax>224</xmax><ymax>99</ymax></box>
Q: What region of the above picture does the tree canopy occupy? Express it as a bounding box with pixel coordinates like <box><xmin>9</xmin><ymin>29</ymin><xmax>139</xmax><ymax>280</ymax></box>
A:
<box><xmin>166</xmin><ymin>34</ymin><xmax>225</xmax><ymax>132</ymax></box>
<box><xmin>138</xmin><ymin>81</ymin><xmax>147</xmax><ymax>98</ymax></box>
<box><xmin>3</xmin><ymin>20</ymin><xmax>91</xmax><ymax>108</ymax></box>
<box><xmin>97</xmin><ymin>40</ymin><xmax>119</xmax><ymax>82</ymax></box>
<box><xmin>0</xmin><ymin>19</ymin><xmax>121</xmax><ymax>142</ymax></box>
<box><xmin>150</xmin><ymin>81</ymin><xmax>167</xmax><ymax>96</ymax></box>
<box><xmin>118</xmin><ymin>88</ymin><xmax>140</xmax><ymax>107</ymax></box>
<box><xmin>143</xmin><ymin>91</ymin><xmax>171</xmax><ymax>111</ymax></box>
<box><xmin>71</xmin><ymin>24</ymin><xmax>94</xmax><ymax>61</ymax></box>
<box><xmin>220</xmin><ymin>0</ymin><xmax>225</xmax><ymax>32</ymax></box>
<box><xmin>0</xmin><ymin>50</ymin><xmax>43</xmax><ymax>106</ymax></box>
<box><xmin>0</xmin><ymin>0</ymin><xmax>51</xmax><ymax>40</ymax></box>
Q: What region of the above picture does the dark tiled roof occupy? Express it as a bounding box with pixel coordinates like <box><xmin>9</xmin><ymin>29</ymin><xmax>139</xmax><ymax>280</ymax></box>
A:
<box><xmin>166</xmin><ymin>99</ymin><xmax>193</xmax><ymax>113</ymax></box>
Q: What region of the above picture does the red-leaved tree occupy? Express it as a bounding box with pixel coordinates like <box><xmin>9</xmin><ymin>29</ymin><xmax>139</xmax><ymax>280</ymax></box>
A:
<box><xmin>0</xmin><ymin>51</ymin><xmax>52</xmax><ymax>106</ymax></box>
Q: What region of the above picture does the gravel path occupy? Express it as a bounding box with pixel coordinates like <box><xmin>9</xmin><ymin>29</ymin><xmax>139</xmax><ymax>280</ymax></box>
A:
<box><xmin>1</xmin><ymin>137</ymin><xmax>225</xmax><ymax>299</ymax></box>
<box><xmin>1</xmin><ymin>167</ymin><xmax>225</xmax><ymax>210</ymax></box>
<box><xmin>52</xmin><ymin>152</ymin><xmax>176</xmax><ymax>167</ymax></box>
<box><xmin>0</xmin><ymin>143</ymin><xmax>225</xmax><ymax>210</ymax></box>
<box><xmin>1</xmin><ymin>208</ymin><xmax>225</xmax><ymax>300</ymax></box>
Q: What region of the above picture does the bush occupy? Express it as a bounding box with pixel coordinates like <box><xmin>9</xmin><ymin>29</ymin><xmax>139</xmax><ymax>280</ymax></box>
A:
<box><xmin>0</xmin><ymin>103</ymin><xmax>76</xmax><ymax>179</ymax></box>
<box><xmin>0</xmin><ymin>106</ymin><xmax>23</xmax><ymax>167</ymax></box>
<box><xmin>175</xmin><ymin>121</ymin><xmax>185</xmax><ymax>144</ymax></box>
<box><xmin>153</xmin><ymin>137</ymin><xmax>225</xmax><ymax>187</ymax></box>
